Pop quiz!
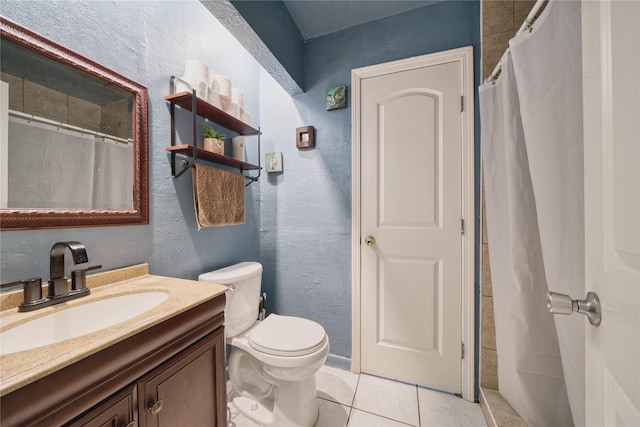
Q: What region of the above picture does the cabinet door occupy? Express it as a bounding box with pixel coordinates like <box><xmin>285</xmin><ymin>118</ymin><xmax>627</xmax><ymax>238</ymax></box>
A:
<box><xmin>66</xmin><ymin>385</ymin><xmax>137</xmax><ymax>427</ymax></box>
<box><xmin>138</xmin><ymin>329</ymin><xmax>226</xmax><ymax>427</ymax></box>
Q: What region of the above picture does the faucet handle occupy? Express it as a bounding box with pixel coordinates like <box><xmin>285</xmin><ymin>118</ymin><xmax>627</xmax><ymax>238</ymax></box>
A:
<box><xmin>18</xmin><ymin>278</ymin><xmax>45</xmax><ymax>312</ymax></box>
<box><xmin>22</xmin><ymin>278</ymin><xmax>43</xmax><ymax>303</ymax></box>
<box><xmin>71</xmin><ymin>265</ymin><xmax>102</xmax><ymax>291</ymax></box>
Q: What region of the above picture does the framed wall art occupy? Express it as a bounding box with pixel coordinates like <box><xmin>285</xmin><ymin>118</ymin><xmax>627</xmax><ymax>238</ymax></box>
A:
<box><xmin>265</xmin><ymin>152</ymin><xmax>283</xmax><ymax>173</ymax></box>
<box><xmin>326</xmin><ymin>85</ymin><xmax>347</xmax><ymax>110</ymax></box>
<box><xmin>296</xmin><ymin>126</ymin><xmax>315</xmax><ymax>148</ymax></box>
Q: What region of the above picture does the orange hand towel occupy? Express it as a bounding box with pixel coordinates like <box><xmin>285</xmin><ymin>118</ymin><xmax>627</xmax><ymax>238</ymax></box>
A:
<box><xmin>193</xmin><ymin>164</ymin><xmax>245</xmax><ymax>228</ymax></box>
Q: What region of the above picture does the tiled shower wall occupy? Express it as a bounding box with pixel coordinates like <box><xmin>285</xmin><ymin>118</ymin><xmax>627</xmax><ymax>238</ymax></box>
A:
<box><xmin>480</xmin><ymin>0</ymin><xmax>537</xmax><ymax>391</ymax></box>
<box><xmin>1</xmin><ymin>71</ymin><xmax>131</xmax><ymax>139</ymax></box>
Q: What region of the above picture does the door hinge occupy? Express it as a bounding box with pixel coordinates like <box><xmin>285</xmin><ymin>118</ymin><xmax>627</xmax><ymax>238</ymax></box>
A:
<box><xmin>460</xmin><ymin>95</ymin><xmax>464</xmax><ymax>112</ymax></box>
<box><xmin>460</xmin><ymin>218</ymin><xmax>465</xmax><ymax>235</ymax></box>
<box><xmin>461</xmin><ymin>342</ymin><xmax>465</xmax><ymax>359</ymax></box>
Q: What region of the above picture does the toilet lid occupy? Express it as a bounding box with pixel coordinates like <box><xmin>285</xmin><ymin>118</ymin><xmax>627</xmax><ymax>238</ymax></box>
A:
<box><xmin>248</xmin><ymin>314</ymin><xmax>327</xmax><ymax>357</ymax></box>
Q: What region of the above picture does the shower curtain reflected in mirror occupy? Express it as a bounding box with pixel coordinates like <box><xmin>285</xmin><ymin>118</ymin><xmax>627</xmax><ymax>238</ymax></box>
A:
<box><xmin>93</xmin><ymin>137</ymin><xmax>133</xmax><ymax>210</ymax></box>
<box><xmin>7</xmin><ymin>116</ymin><xmax>95</xmax><ymax>209</ymax></box>
<box><xmin>5</xmin><ymin>116</ymin><xmax>132</xmax><ymax>210</ymax></box>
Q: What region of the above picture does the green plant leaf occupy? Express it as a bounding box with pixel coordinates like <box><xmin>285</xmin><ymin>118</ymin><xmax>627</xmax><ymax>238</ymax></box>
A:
<box><xmin>201</xmin><ymin>122</ymin><xmax>226</xmax><ymax>140</ymax></box>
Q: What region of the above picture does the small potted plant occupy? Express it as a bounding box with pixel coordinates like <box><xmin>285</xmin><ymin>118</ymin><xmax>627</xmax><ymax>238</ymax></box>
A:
<box><xmin>201</xmin><ymin>122</ymin><xmax>226</xmax><ymax>155</ymax></box>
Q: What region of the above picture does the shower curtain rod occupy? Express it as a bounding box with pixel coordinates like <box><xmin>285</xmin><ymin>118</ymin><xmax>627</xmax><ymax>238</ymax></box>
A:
<box><xmin>486</xmin><ymin>0</ymin><xmax>549</xmax><ymax>83</ymax></box>
<box><xmin>9</xmin><ymin>110</ymin><xmax>133</xmax><ymax>145</ymax></box>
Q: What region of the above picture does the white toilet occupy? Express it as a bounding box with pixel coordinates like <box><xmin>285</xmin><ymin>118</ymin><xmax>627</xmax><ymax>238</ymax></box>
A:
<box><xmin>199</xmin><ymin>262</ymin><xmax>329</xmax><ymax>427</ymax></box>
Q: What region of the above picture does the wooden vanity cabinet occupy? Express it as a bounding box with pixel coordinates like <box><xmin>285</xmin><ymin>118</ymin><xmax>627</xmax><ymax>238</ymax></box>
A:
<box><xmin>1</xmin><ymin>295</ymin><xmax>227</xmax><ymax>427</ymax></box>
<box><xmin>137</xmin><ymin>329</ymin><xmax>225</xmax><ymax>427</ymax></box>
<box><xmin>67</xmin><ymin>385</ymin><xmax>137</xmax><ymax>427</ymax></box>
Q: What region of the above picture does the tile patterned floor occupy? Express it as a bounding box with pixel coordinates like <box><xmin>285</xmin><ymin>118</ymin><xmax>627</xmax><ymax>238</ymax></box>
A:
<box><xmin>228</xmin><ymin>365</ymin><xmax>487</xmax><ymax>426</ymax></box>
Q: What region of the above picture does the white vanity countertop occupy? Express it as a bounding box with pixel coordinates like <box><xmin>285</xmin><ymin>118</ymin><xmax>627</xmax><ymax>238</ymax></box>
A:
<box><xmin>0</xmin><ymin>264</ymin><xmax>227</xmax><ymax>396</ymax></box>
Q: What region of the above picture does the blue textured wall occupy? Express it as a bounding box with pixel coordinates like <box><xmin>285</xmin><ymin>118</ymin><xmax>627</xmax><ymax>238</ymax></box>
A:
<box><xmin>0</xmin><ymin>1</ymin><xmax>261</xmax><ymax>283</ymax></box>
<box><xmin>258</xmin><ymin>1</ymin><xmax>481</xmax><ymax>359</ymax></box>
<box><xmin>1</xmin><ymin>0</ymin><xmax>481</xmax><ymax>368</ymax></box>
<box><xmin>230</xmin><ymin>0</ymin><xmax>305</xmax><ymax>90</ymax></box>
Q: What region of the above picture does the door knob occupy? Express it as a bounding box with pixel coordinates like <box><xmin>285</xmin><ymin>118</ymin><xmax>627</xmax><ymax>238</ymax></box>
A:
<box><xmin>364</xmin><ymin>235</ymin><xmax>376</xmax><ymax>246</ymax></box>
<box><xmin>547</xmin><ymin>291</ymin><xmax>601</xmax><ymax>326</ymax></box>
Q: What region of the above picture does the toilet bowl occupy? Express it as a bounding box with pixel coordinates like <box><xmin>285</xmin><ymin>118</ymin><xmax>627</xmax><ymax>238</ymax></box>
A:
<box><xmin>199</xmin><ymin>262</ymin><xmax>329</xmax><ymax>427</ymax></box>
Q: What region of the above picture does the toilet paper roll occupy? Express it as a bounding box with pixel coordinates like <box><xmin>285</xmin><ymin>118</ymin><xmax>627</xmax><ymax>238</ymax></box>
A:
<box><xmin>210</xmin><ymin>74</ymin><xmax>232</xmax><ymax>98</ymax></box>
<box><xmin>240</xmin><ymin>109</ymin><xmax>252</xmax><ymax>125</ymax></box>
<box><xmin>231</xmin><ymin>88</ymin><xmax>245</xmax><ymax>109</ymax></box>
<box><xmin>175</xmin><ymin>76</ymin><xmax>208</xmax><ymax>101</ymax></box>
<box><xmin>221</xmin><ymin>96</ymin><xmax>239</xmax><ymax>118</ymax></box>
<box><xmin>207</xmin><ymin>91</ymin><xmax>222</xmax><ymax>109</ymax></box>
<box><xmin>232</xmin><ymin>136</ymin><xmax>245</xmax><ymax>161</ymax></box>
<box><xmin>184</xmin><ymin>59</ymin><xmax>211</xmax><ymax>82</ymax></box>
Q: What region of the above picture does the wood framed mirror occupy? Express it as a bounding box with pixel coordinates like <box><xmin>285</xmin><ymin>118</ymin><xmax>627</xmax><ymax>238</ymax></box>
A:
<box><xmin>0</xmin><ymin>16</ymin><xmax>148</xmax><ymax>230</ymax></box>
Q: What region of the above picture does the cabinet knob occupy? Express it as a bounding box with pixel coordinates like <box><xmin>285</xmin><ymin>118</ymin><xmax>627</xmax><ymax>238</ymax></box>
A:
<box><xmin>149</xmin><ymin>399</ymin><xmax>164</xmax><ymax>415</ymax></box>
<box><xmin>123</xmin><ymin>422</ymin><xmax>138</xmax><ymax>427</ymax></box>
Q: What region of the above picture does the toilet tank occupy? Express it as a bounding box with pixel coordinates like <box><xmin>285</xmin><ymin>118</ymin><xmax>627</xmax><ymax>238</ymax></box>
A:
<box><xmin>198</xmin><ymin>262</ymin><xmax>262</xmax><ymax>338</ymax></box>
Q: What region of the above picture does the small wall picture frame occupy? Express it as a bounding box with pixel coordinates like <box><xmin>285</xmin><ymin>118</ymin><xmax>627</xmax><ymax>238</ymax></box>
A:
<box><xmin>265</xmin><ymin>152</ymin><xmax>283</xmax><ymax>173</ymax></box>
<box><xmin>296</xmin><ymin>126</ymin><xmax>315</xmax><ymax>148</ymax></box>
<box><xmin>326</xmin><ymin>85</ymin><xmax>347</xmax><ymax>110</ymax></box>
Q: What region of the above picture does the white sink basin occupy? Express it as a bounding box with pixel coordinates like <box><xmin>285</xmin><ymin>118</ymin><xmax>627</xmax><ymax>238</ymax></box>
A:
<box><xmin>0</xmin><ymin>292</ymin><xmax>169</xmax><ymax>355</ymax></box>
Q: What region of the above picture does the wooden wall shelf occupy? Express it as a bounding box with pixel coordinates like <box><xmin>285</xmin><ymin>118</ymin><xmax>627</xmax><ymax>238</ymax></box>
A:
<box><xmin>165</xmin><ymin>92</ymin><xmax>259</xmax><ymax>136</ymax></box>
<box><xmin>165</xmin><ymin>145</ymin><xmax>260</xmax><ymax>171</ymax></box>
<box><xmin>165</xmin><ymin>78</ymin><xmax>261</xmax><ymax>181</ymax></box>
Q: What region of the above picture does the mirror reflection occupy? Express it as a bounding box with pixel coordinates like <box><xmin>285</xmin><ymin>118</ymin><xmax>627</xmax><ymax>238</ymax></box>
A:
<box><xmin>1</xmin><ymin>38</ymin><xmax>134</xmax><ymax>210</ymax></box>
<box><xmin>0</xmin><ymin>16</ymin><xmax>148</xmax><ymax>229</ymax></box>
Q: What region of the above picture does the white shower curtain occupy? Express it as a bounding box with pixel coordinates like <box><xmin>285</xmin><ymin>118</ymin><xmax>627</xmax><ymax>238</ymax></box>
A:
<box><xmin>510</xmin><ymin>1</ymin><xmax>584</xmax><ymax>425</ymax></box>
<box><xmin>480</xmin><ymin>0</ymin><xmax>583</xmax><ymax>425</ymax></box>
<box><xmin>480</xmin><ymin>50</ymin><xmax>573</xmax><ymax>427</ymax></box>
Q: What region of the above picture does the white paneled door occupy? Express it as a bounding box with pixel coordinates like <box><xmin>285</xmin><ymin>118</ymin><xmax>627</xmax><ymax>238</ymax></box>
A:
<box><xmin>352</xmin><ymin>48</ymin><xmax>474</xmax><ymax>396</ymax></box>
<box><xmin>582</xmin><ymin>1</ymin><xmax>640</xmax><ymax>425</ymax></box>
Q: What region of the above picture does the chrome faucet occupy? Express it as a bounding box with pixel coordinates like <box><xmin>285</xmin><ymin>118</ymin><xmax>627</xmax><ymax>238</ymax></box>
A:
<box><xmin>18</xmin><ymin>241</ymin><xmax>100</xmax><ymax>312</ymax></box>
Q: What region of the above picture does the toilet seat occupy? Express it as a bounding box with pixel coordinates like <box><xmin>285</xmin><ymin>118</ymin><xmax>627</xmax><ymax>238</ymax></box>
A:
<box><xmin>248</xmin><ymin>314</ymin><xmax>327</xmax><ymax>357</ymax></box>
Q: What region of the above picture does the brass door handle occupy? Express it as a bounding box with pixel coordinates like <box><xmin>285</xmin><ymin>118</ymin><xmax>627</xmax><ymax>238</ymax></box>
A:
<box><xmin>364</xmin><ymin>235</ymin><xmax>376</xmax><ymax>246</ymax></box>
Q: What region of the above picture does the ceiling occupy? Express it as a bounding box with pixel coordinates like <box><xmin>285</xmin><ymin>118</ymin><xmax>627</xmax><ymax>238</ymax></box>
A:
<box><xmin>201</xmin><ymin>0</ymin><xmax>446</xmax><ymax>94</ymax></box>
<box><xmin>282</xmin><ymin>0</ymin><xmax>441</xmax><ymax>40</ymax></box>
